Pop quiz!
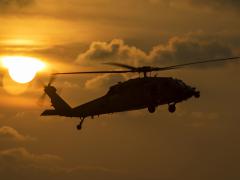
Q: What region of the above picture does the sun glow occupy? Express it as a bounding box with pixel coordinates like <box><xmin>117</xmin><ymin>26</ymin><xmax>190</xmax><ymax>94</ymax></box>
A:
<box><xmin>1</xmin><ymin>56</ymin><xmax>46</xmax><ymax>84</ymax></box>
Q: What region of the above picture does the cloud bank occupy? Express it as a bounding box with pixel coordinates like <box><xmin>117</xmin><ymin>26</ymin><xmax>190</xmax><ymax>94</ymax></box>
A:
<box><xmin>189</xmin><ymin>0</ymin><xmax>240</xmax><ymax>10</ymax></box>
<box><xmin>0</xmin><ymin>0</ymin><xmax>34</xmax><ymax>9</ymax></box>
<box><xmin>76</xmin><ymin>35</ymin><xmax>233</xmax><ymax>67</ymax></box>
<box><xmin>0</xmin><ymin>126</ymin><xmax>33</xmax><ymax>142</ymax></box>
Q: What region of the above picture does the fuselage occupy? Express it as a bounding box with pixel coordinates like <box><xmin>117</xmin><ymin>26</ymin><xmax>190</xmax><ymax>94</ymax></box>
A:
<box><xmin>71</xmin><ymin>77</ymin><xmax>198</xmax><ymax>118</ymax></box>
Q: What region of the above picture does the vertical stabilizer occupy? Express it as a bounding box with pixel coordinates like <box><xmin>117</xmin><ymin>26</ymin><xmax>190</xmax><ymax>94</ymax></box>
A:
<box><xmin>42</xmin><ymin>86</ymin><xmax>72</xmax><ymax>116</ymax></box>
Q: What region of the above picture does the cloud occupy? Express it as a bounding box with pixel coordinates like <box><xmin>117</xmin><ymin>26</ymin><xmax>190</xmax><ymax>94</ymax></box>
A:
<box><xmin>76</xmin><ymin>39</ymin><xmax>148</xmax><ymax>66</ymax></box>
<box><xmin>85</xmin><ymin>74</ymin><xmax>126</xmax><ymax>90</ymax></box>
<box><xmin>0</xmin><ymin>128</ymin><xmax>129</xmax><ymax>180</ymax></box>
<box><xmin>0</xmin><ymin>0</ymin><xmax>34</xmax><ymax>9</ymax></box>
<box><xmin>149</xmin><ymin>35</ymin><xmax>233</xmax><ymax>65</ymax></box>
<box><xmin>0</xmin><ymin>147</ymin><xmax>63</xmax><ymax>179</ymax></box>
<box><xmin>0</xmin><ymin>147</ymin><xmax>61</xmax><ymax>165</ymax></box>
<box><xmin>77</xmin><ymin>35</ymin><xmax>233</xmax><ymax>67</ymax></box>
<box><xmin>77</xmin><ymin>35</ymin><xmax>234</xmax><ymax>90</ymax></box>
<box><xmin>0</xmin><ymin>126</ymin><xmax>34</xmax><ymax>142</ymax></box>
<box><xmin>151</xmin><ymin>0</ymin><xmax>240</xmax><ymax>10</ymax></box>
<box><xmin>34</xmin><ymin>42</ymin><xmax>88</xmax><ymax>62</ymax></box>
<box><xmin>0</xmin><ymin>147</ymin><xmax>145</xmax><ymax>180</ymax></box>
<box><xmin>188</xmin><ymin>0</ymin><xmax>240</xmax><ymax>10</ymax></box>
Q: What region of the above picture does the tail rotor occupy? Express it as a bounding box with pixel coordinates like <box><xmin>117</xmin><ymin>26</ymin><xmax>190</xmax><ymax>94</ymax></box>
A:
<box><xmin>37</xmin><ymin>75</ymin><xmax>56</xmax><ymax>106</ymax></box>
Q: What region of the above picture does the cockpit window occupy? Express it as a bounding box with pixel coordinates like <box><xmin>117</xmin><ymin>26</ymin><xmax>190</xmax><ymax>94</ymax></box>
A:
<box><xmin>176</xmin><ymin>80</ymin><xmax>186</xmax><ymax>87</ymax></box>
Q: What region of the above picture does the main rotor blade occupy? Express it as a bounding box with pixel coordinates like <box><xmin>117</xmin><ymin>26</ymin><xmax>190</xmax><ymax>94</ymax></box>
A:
<box><xmin>154</xmin><ymin>57</ymin><xmax>240</xmax><ymax>72</ymax></box>
<box><xmin>53</xmin><ymin>57</ymin><xmax>240</xmax><ymax>76</ymax></box>
<box><xmin>53</xmin><ymin>70</ymin><xmax>133</xmax><ymax>75</ymax></box>
<box><xmin>37</xmin><ymin>93</ymin><xmax>47</xmax><ymax>106</ymax></box>
<box><xmin>48</xmin><ymin>75</ymin><xmax>56</xmax><ymax>86</ymax></box>
<box><xmin>104</xmin><ymin>62</ymin><xmax>137</xmax><ymax>70</ymax></box>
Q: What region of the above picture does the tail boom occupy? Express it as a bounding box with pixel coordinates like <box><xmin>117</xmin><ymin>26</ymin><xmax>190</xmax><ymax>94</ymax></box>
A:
<box><xmin>41</xmin><ymin>86</ymin><xmax>72</xmax><ymax>117</ymax></box>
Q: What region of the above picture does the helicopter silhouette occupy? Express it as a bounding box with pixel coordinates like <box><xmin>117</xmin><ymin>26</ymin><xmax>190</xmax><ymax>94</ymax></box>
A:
<box><xmin>40</xmin><ymin>57</ymin><xmax>240</xmax><ymax>130</ymax></box>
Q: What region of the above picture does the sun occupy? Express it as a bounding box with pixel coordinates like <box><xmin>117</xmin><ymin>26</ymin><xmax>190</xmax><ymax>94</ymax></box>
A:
<box><xmin>1</xmin><ymin>56</ymin><xmax>46</xmax><ymax>84</ymax></box>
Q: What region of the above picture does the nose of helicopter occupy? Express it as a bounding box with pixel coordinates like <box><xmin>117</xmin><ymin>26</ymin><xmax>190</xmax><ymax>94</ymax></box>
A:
<box><xmin>175</xmin><ymin>79</ymin><xmax>200</xmax><ymax>99</ymax></box>
<box><xmin>187</xmin><ymin>86</ymin><xmax>200</xmax><ymax>98</ymax></box>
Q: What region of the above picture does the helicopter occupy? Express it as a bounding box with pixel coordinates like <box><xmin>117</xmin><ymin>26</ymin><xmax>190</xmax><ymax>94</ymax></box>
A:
<box><xmin>40</xmin><ymin>57</ymin><xmax>240</xmax><ymax>130</ymax></box>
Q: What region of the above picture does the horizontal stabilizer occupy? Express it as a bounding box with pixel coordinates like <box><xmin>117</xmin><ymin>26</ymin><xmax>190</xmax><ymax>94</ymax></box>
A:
<box><xmin>41</xmin><ymin>110</ymin><xmax>59</xmax><ymax>116</ymax></box>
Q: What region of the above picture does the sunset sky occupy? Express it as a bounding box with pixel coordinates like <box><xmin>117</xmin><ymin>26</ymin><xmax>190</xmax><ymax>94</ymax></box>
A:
<box><xmin>0</xmin><ymin>0</ymin><xmax>240</xmax><ymax>179</ymax></box>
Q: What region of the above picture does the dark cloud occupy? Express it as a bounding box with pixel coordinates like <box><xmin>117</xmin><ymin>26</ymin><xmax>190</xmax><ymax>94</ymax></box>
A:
<box><xmin>189</xmin><ymin>0</ymin><xmax>240</xmax><ymax>10</ymax></box>
<box><xmin>0</xmin><ymin>0</ymin><xmax>34</xmax><ymax>9</ymax></box>
<box><xmin>0</xmin><ymin>43</ymin><xmax>88</xmax><ymax>64</ymax></box>
<box><xmin>85</xmin><ymin>74</ymin><xmax>126</xmax><ymax>90</ymax></box>
<box><xmin>34</xmin><ymin>43</ymin><xmax>88</xmax><ymax>62</ymax></box>
<box><xmin>0</xmin><ymin>126</ymin><xmax>33</xmax><ymax>142</ymax></box>
<box><xmin>150</xmin><ymin>36</ymin><xmax>233</xmax><ymax>65</ymax></box>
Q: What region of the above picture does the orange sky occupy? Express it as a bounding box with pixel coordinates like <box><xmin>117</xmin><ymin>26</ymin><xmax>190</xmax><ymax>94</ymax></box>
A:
<box><xmin>0</xmin><ymin>0</ymin><xmax>240</xmax><ymax>179</ymax></box>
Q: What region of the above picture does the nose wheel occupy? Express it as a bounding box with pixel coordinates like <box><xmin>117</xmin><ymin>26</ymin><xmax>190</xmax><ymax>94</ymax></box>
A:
<box><xmin>77</xmin><ymin>118</ymin><xmax>85</xmax><ymax>130</ymax></box>
<box><xmin>148</xmin><ymin>105</ymin><xmax>156</xmax><ymax>113</ymax></box>
<box><xmin>168</xmin><ymin>103</ymin><xmax>176</xmax><ymax>113</ymax></box>
<box><xmin>194</xmin><ymin>91</ymin><xmax>200</xmax><ymax>98</ymax></box>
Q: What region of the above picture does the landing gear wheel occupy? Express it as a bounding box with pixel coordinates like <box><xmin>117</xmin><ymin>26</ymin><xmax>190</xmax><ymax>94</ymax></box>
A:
<box><xmin>168</xmin><ymin>104</ymin><xmax>176</xmax><ymax>113</ymax></box>
<box><xmin>194</xmin><ymin>91</ymin><xmax>200</xmax><ymax>98</ymax></box>
<box><xmin>77</xmin><ymin>118</ymin><xmax>85</xmax><ymax>130</ymax></box>
<box><xmin>148</xmin><ymin>105</ymin><xmax>156</xmax><ymax>113</ymax></box>
<box><xmin>77</xmin><ymin>124</ymin><xmax>82</xmax><ymax>130</ymax></box>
